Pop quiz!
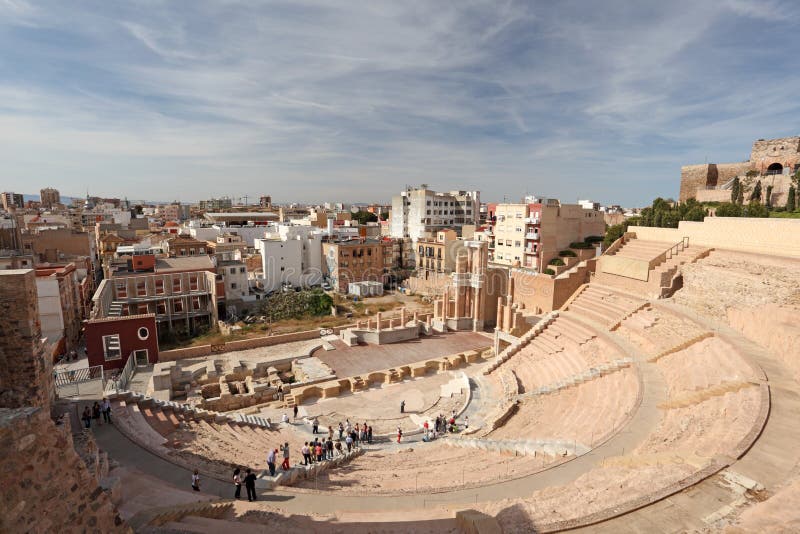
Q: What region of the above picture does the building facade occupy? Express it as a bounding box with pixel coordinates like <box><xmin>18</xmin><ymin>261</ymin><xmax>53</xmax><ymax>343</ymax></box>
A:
<box><xmin>254</xmin><ymin>225</ymin><xmax>323</xmax><ymax>292</ymax></box>
<box><xmin>492</xmin><ymin>199</ymin><xmax>604</xmax><ymax>271</ymax></box>
<box><xmin>323</xmin><ymin>238</ymin><xmax>396</xmax><ymax>293</ymax></box>
<box><xmin>39</xmin><ymin>188</ymin><xmax>60</xmax><ymax>209</ymax></box>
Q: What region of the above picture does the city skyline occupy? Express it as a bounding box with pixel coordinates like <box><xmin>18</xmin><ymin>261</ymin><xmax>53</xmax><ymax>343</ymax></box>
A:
<box><xmin>2</xmin><ymin>1</ymin><xmax>799</xmax><ymax>205</ymax></box>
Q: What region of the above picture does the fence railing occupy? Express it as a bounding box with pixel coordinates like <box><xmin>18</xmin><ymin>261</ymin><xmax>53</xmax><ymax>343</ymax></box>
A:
<box><xmin>105</xmin><ymin>353</ymin><xmax>137</xmax><ymax>394</ymax></box>
<box><xmin>54</xmin><ymin>365</ymin><xmax>105</xmax><ymax>398</ymax></box>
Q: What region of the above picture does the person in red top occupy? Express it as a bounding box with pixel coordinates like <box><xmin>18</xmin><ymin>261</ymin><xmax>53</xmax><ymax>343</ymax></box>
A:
<box><xmin>397</xmin><ymin>427</ymin><xmax>403</xmax><ymax>443</ymax></box>
<box><xmin>315</xmin><ymin>443</ymin><xmax>323</xmax><ymax>462</ymax></box>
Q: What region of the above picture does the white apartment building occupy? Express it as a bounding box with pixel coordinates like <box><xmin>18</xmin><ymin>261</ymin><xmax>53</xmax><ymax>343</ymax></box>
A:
<box><xmin>390</xmin><ymin>186</ymin><xmax>480</xmax><ymax>266</ymax></box>
<box><xmin>254</xmin><ymin>225</ymin><xmax>323</xmax><ymax>292</ymax></box>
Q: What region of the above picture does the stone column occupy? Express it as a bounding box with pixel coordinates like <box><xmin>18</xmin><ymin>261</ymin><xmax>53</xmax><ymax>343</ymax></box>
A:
<box><xmin>413</xmin><ymin>311</ymin><xmax>419</xmax><ymax>324</ymax></box>
<box><xmin>400</xmin><ymin>307</ymin><xmax>406</xmax><ymax>326</ymax></box>
<box><xmin>376</xmin><ymin>312</ymin><xmax>382</xmax><ymax>332</ymax></box>
<box><xmin>496</xmin><ymin>297</ymin><xmax>504</xmax><ymax>330</ymax></box>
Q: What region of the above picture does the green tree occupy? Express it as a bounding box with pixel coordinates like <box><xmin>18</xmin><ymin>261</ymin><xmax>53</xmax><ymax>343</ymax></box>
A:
<box><xmin>765</xmin><ymin>185</ymin><xmax>773</xmax><ymax>209</ymax></box>
<box><xmin>787</xmin><ymin>185</ymin><xmax>797</xmax><ymax>212</ymax></box>
<box><xmin>715</xmin><ymin>203</ymin><xmax>743</xmax><ymax>217</ymax></box>
<box><xmin>730</xmin><ymin>177</ymin><xmax>740</xmax><ymax>204</ymax></box>
<box><xmin>745</xmin><ymin>201</ymin><xmax>769</xmax><ymax>218</ymax></box>
<box><xmin>750</xmin><ymin>180</ymin><xmax>762</xmax><ymax>203</ymax></box>
<box><xmin>736</xmin><ymin>186</ymin><xmax>744</xmax><ymax>205</ymax></box>
<box><xmin>602</xmin><ymin>216</ymin><xmax>641</xmax><ymax>248</ymax></box>
<box><xmin>682</xmin><ymin>206</ymin><xmax>706</xmax><ymax>222</ymax></box>
<box><xmin>351</xmin><ymin>211</ymin><xmax>378</xmax><ymax>224</ymax></box>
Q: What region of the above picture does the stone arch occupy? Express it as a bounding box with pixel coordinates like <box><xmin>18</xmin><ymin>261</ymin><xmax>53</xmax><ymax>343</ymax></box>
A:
<box><xmin>767</xmin><ymin>162</ymin><xmax>783</xmax><ymax>174</ymax></box>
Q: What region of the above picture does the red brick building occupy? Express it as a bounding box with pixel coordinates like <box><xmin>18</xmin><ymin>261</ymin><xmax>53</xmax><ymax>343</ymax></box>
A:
<box><xmin>85</xmin><ymin>314</ymin><xmax>158</xmax><ymax>370</ymax></box>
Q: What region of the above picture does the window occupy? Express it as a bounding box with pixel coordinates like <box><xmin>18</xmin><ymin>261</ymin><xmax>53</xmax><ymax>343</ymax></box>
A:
<box><xmin>116</xmin><ymin>281</ymin><xmax>127</xmax><ymax>298</ymax></box>
<box><xmin>156</xmin><ymin>301</ymin><xmax>167</xmax><ymax>315</ymax></box>
<box><xmin>155</xmin><ymin>279</ymin><xmax>165</xmax><ymax>294</ymax></box>
<box><xmin>189</xmin><ymin>275</ymin><xmax>198</xmax><ymax>290</ymax></box>
<box><xmin>172</xmin><ymin>278</ymin><xmax>181</xmax><ymax>292</ymax></box>
<box><xmin>137</xmin><ymin>327</ymin><xmax>150</xmax><ymax>340</ymax></box>
<box><xmin>174</xmin><ymin>300</ymin><xmax>184</xmax><ymax>313</ymax></box>
<box><xmin>192</xmin><ymin>297</ymin><xmax>201</xmax><ymax>310</ymax></box>
<box><xmin>514</xmin><ymin>241</ymin><xmax>521</xmax><ymax>247</ymax></box>
<box><xmin>280</xmin><ymin>266</ymin><xmax>285</xmax><ymax>271</ymax></box>
<box><xmin>136</xmin><ymin>280</ymin><xmax>146</xmax><ymax>296</ymax></box>
<box><xmin>230</xmin><ymin>268</ymin><xmax>236</xmax><ymax>274</ymax></box>
<box><xmin>231</xmin><ymin>283</ymin><xmax>238</xmax><ymax>289</ymax></box>
<box><xmin>102</xmin><ymin>334</ymin><xmax>122</xmax><ymax>361</ymax></box>
<box><xmin>239</xmin><ymin>267</ymin><xmax>245</xmax><ymax>273</ymax></box>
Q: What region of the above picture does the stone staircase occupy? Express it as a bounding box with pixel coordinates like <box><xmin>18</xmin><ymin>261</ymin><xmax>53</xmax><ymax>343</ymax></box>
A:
<box><xmin>658</xmin><ymin>381</ymin><xmax>758</xmax><ymax>410</ymax></box>
<box><xmin>129</xmin><ymin>500</ymin><xmax>233</xmax><ymax>531</ymax></box>
<box><xmin>594</xmin><ymin>237</ymin><xmax>713</xmax><ymax>299</ymax></box>
<box><xmin>108</xmin><ymin>390</ymin><xmax>363</xmax><ymax>490</ymax></box>
<box><xmin>565</xmin><ymin>285</ymin><xmax>647</xmax><ymax>329</ymax></box>
<box><xmin>513</xmin><ymin>357</ymin><xmax>634</xmax><ymax>400</ymax></box>
<box><xmin>484</xmin><ymin>312</ymin><xmax>559</xmax><ymax>375</ymax></box>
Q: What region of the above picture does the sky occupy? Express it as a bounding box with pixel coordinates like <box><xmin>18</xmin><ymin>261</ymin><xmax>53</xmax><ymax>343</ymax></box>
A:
<box><xmin>1</xmin><ymin>1</ymin><xmax>799</xmax><ymax>206</ymax></box>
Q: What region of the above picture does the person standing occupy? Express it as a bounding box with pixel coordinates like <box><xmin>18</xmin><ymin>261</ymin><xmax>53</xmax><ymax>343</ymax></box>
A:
<box><xmin>315</xmin><ymin>442</ymin><xmax>323</xmax><ymax>462</ymax></box>
<box><xmin>338</xmin><ymin>422</ymin><xmax>344</xmax><ymax>440</ymax></box>
<box><xmin>312</xmin><ymin>417</ymin><xmax>319</xmax><ymax>434</ymax></box>
<box><xmin>397</xmin><ymin>427</ymin><xmax>403</xmax><ymax>443</ymax></box>
<box><xmin>244</xmin><ymin>468</ymin><xmax>257</xmax><ymax>502</ymax></box>
<box><xmin>232</xmin><ymin>468</ymin><xmax>242</xmax><ymax>499</ymax></box>
<box><xmin>293</xmin><ymin>405</ymin><xmax>299</xmax><ymax>419</ymax></box>
<box><xmin>301</xmin><ymin>442</ymin><xmax>310</xmax><ymax>465</ymax></box>
<box><xmin>400</xmin><ymin>400</ymin><xmax>405</xmax><ymax>413</ymax></box>
<box><xmin>101</xmin><ymin>398</ymin><xmax>112</xmax><ymax>424</ymax></box>
<box><xmin>82</xmin><ymin>406</ymin><xmax>92</xmax><ymax>428</ymax></box>
<box><xmin>280</xmin><ymin>442</ymin><xmax>291</xmax><ymax>470</ymax></box>
<box><xmin>345</xmin><ymin>434</ymin><xmax>353</xmax><ymax>452</ymax></box>
<box><xmin>267</xmin><ymin>449</ymin><xmax>277</xmax><ymax>476</ymax></box>
<box><xmin>191</xmin><ymin>470</ymin><xmax>200</xmax><ymax>491</ymax></box>
<box><xmin>367</xmin><ymin>426</ymin><xmax>373</xmax><ymax>444</ymax></box>
<box><xmin>326</xmin><ymin>438</ymin><xmax>333</xmax><ymax>459</ymax></box>
<box><xmin>92</xmin><ymin>402</ymin><xmax>102</xmax><ymax>426</ymax></box>
<box><xmin>328</xmin><ymin>425</ymin><xmax>334</xmax><ymax>441</ymax></box>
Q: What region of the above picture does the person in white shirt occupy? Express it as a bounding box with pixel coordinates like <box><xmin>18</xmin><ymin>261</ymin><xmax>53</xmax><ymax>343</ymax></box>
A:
<box><xmin>191</xmin><ymin>470</ymin><xmax>200</xmax><ymax>491</ymax></box>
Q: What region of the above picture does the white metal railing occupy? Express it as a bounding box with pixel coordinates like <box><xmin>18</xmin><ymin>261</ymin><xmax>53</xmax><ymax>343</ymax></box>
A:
<box><xmin>54</xmin><ymin>365</ymin><xmax>105</xmax><ymax>398</ymax></box>
<box><xmin>106</xmin><ymin>353</ymin><xmax>137</xmax><ymax>394</ymax></box>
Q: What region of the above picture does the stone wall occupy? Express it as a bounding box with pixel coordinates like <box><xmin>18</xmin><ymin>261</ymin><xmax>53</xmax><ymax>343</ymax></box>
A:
<box><xmin>679</xmin><ymin>164</ymin><xmax>714</xmax><ymax>202</ymax></box>
<box><xmin>750</xmin><ymin>136</ymin><xmax>800</xmax><ymax>172</ymax></box>
<box><xmin>0</xmin><ymin>269</ymin><xmax>53</xmax><ymax>410</ymax></box>
<box><xmin>510</xmin><ymin>261</ymin><xmax>593</xmax><ymax>314</ymax></box>
<box><xmin>629</xmin><ymin>217</ymin><xmax>800</xmax><ymax>258</ymax></box>
<box><xmin>0</xmin><ymin>407</ymin><xmax>128</xmax><ymax>533</ymax></box>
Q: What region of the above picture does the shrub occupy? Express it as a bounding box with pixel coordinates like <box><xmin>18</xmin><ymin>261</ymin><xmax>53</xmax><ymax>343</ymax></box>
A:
<box><xmin>543</xmin><ymin>268</ymin><xmax>555</xmax><ymax>276</ymax></box>
<box><xmin>745</xmin><ymin>201</ymin><xmax>769</xmax><ymax>218</ymax></box>
<box><xmin>548</xmin><ymin>258</ymin><xmax>565</xmax><ymax>266</ymax></box>
<box><xmin>715</xmin><ymin>202</ymin><xmax>743</xmax><ymax>218</ymax></box>
<box><xmin>584</xmin><ymin>235</ymin><xmax>603</xmax><ymax>243</ymax></box>
<box><xmin>558</xmin><ymin>250</ymin><xmax>577</xmax><ymax>257</ymax></box>
<box><xmin>569</xmin><ymin>242</ymin><xmax>592</xmax><ymax>249</ymax></box>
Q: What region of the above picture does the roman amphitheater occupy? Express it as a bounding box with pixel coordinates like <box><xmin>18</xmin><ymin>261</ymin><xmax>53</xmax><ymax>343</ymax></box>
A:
<box><xmin>3</xmin><ymin>217</ymin><xmax>800</xmax><ymax>534</ymax></box>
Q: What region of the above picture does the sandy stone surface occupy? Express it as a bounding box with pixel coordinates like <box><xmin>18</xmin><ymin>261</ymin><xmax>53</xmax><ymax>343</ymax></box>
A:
<box><xmin>726</xmin><ymin>477</ymin><xmax>800</xmax><ymax>533</ymax></box>
<box><xmin>300</xmin><ymin>372</ymin><xmax>469</xmax><ymax>435</ymax></box>
<box><xmin>482</xmin><ymin>463</ymin><xmax>694</xmax><ymax>532</ymax></box>
<box><xmin>615</xmin><ymin>305</ymin><xmax>707</xmax><ymax>357</ymax></box>
<box><xmin>293</xmin><ymin>439</ymin><xmax>557</xmax><ymax>495</ymax></box>
<box><xmin>490</xmin><ymin>368</ymin><xmax>639</xmax><ymax>448</ymax></box>
<box><xmin>673</xmin><ymin>250</ymin><xmax>800</xmax><ymax>323</ymax></box>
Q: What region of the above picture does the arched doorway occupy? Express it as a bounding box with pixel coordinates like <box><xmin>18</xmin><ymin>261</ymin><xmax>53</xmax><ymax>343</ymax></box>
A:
<box><xmin>767</xmin><ymin>162</ymin><xmax>783</xmax><ymax>175</ymax></box>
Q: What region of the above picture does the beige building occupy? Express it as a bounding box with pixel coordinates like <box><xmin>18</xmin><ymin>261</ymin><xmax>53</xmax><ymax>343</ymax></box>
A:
<box><xmin>40</xmin><ymin>188</ymin><xmax>60</xmax><ymax>209</ymax></box>
<box><xmin>492</xmin><ymin>199</ymin><xmax>604</xmax><ymax>271</ymax></box>
<box><xmin>416</xmin><ymin>229</ymin><xmax>465</xmax><ymax>277</ymax></box>
<box><xmin>323</xmin><ymin>238</ymin><xmax>397</xmax><ymax>293</ymax></box>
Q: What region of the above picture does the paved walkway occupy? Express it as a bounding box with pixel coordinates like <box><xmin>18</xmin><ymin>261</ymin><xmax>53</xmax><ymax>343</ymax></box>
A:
<box><xmin>93</xmin><ymin>312</ymin><xmax>666</xmax><ymax>516</ymax></box>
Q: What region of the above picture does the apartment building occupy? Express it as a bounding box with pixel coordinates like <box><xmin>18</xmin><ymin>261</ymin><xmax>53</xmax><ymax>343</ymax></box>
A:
<box><xmin>199</xmin><ymin>197</ymin><xmax>233</xmax><ymax>211</ymax></box>
<box><xmin>492</xmin><ymin>198</ymin><xmax>604</xmax><ymax>271</ymax></box>
<box><xmin>254</xmin><ymin>225</ymin><xmax>323</xmax><ymax>292</ymax></box>
<box><xmin>89</xmin><ymin>255</ymin><xmax>219</xmax><ymax>344</ymax></box>
<box><xmin>1</xmin><ymin>192</ymin><xmax>24</xmax><ymax>210</ymax></box>
<box><xmin>416</xmin><ymin>229</ymin><xmax>466</xmax><ymax>277</ymax></box>
<box><xmin>164</xmin><ymin>234</ymin><xmax>207</xmax><ymax>257</ymax></box>
<box><xmin>35</xmin><ymin>262</ymin><xmax>82</xmax><ymax>356</ymax></box>
<box><xmin>40</xmin><ymin>188</ymin><xmax>60</xmax><ymax>209</ymax></box>
<box><xmin>390</xmin><ymin>186</ymin><xmax>480</xmax><ymax>243</ymax></box>
<box><xmin>322</xmin><ymin>238</ymin><xmax>396</xmax><ymax>293</ymax></box>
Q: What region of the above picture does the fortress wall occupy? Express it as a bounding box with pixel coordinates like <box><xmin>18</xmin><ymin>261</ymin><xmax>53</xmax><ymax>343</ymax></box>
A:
<box><xmin>679</xmin><ymin>164</ymin><xmax>713</xmax><ymax>202</ymax></box>
<box><xmin>629</xmin><ymin>217</ymin><xmax>800</xmax><ymax>258</ymax></box>
<box><xmin>0</xmin><ymin>407</ymin><xmax>127</xmax><ymax>533</ymax></box>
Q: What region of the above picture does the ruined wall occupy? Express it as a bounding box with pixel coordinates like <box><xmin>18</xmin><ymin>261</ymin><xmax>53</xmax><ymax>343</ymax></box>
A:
<box><xmin>715</xmin><ymin>162</ymin><xmax>753</xmax><ymax>184</ymax></box>
<box><xmin>510</xmin><ymin>262</ymin><xmax>592</xmax><ymax>314</ymax></box>
<box><xmin>0</xmin><ymin>270</ymin><xmax>53</xmax><ymax>410</ymax></box>
<box><xmin>0</xmin><ymin>407</ymin><xmax>128</xmax><ymax>534</ymax></box>
<box><xmin>750</xmin><ymin>136</ymin><xmax>800</xmax><ymax>172</ymax></box>
<box><xmin>679</xmin><ymin>164</ymin><xmax>714</xmax><ymax>202</ymax></box>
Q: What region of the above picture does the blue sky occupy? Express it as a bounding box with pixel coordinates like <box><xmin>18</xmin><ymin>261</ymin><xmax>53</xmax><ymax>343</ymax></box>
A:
<box><xmin>1</xmin><ymin>0</ymin><xmax>799</xmax><ymax>206</ymax></box>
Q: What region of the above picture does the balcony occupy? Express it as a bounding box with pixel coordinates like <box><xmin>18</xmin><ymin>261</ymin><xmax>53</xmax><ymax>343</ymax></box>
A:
<box><xmin>525</xmin><ymin>233</ymin><xmax>540</xmax><ymax>240</ymax></box>
<box><xmin>525</xmin><ymin>217</ymin><xmax>540</xmax><ymax>224</ymax></box>
<box><xmin>524</xmin><ymin>248</ymin><xmax>537</xmax><ymax>255</ymax></box>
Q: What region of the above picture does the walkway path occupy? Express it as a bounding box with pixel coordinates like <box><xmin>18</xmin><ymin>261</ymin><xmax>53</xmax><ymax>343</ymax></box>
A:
<box><xmin>93</xmin><ymin>311</ymin><xmax>666</xmax><ymax>516</ymax></box>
